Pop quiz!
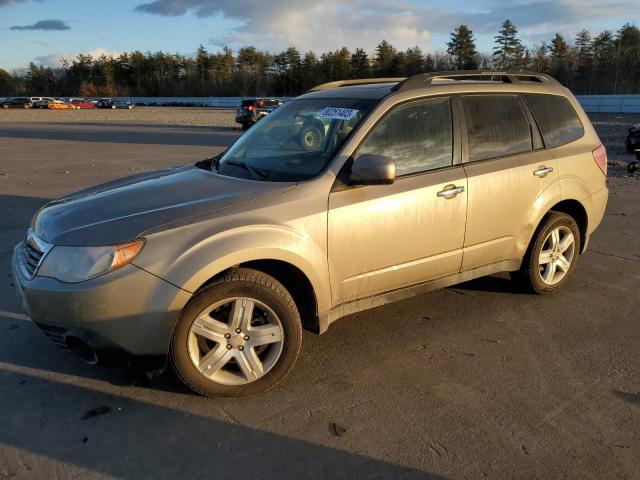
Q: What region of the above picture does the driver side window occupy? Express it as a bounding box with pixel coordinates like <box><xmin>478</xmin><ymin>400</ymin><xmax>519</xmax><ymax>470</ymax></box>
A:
<box><xmin>356</xmin><ymin>97</ymin><xmax>453</xmax><ymax>176</ymax></box>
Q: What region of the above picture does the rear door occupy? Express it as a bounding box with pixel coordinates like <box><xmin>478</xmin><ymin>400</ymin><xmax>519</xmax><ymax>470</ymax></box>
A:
<box><xmin>460</xmin><ymin>94</ymin><xmax>558</xmax><ymax>270</ymax></box>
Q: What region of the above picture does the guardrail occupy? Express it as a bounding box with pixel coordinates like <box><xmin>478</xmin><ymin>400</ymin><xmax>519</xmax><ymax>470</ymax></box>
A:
<box><xmin>576</xmin><ymin>95</ymin><xmax>640</xmax><ymax>113</ymax></box>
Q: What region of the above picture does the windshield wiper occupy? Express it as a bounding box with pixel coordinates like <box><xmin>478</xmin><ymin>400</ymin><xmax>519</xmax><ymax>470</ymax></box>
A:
<box><xmin>224</xmin><ymin>159</ymin><xmax>269</xmax><ymax>180</ymax></box>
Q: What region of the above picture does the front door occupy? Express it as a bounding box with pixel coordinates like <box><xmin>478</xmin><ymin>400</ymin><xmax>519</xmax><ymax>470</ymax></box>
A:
<box><xmin>328</xmin><ymin>96</ymin><xmax>468</xmax><ymax>305</ymax></box>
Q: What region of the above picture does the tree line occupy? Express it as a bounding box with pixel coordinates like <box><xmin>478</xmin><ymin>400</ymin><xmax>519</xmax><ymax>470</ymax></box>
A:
<box><xmin>1</xmin><ymin>21</ymin><xmax>639</xmax><ymax>98</ymax></box>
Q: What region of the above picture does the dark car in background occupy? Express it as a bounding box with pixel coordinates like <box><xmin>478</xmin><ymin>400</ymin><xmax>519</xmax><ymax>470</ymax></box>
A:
<box><xmin>235</xmin><ymin>98</ymin><xmax>283</xmax><ymax>130</ymax></box>
<box><xmin>33</xmin><ymin>97</ymin><xmax>56</xmax><ymax>109</ymax></box>
<box><xmin>1</xmin><ymin>97</ymin><xmax>33</xmax><ymax>109</ymax></box>
<box><xmin>96</xmin><ymin>98</ymin><xmax>114</xmax><ymax>108</ymax></box>
<box><xmin>113</xmin><ymin>100</ymin><xmax>135</xmax><ymax>109</ymax></box>
<box><xmin>626</xmin><ymin>123</ymin><xmax>640</xmax><ymax>154</ymax></box>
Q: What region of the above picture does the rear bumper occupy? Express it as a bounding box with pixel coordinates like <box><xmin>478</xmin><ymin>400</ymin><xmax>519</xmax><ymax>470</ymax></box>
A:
<box><xmin>11</xmin><ymin>245</ymin><xmax>191</xmax><ymax>364</ymax></box>
<box><xmin>582</xmin><ymin>185</ymin><xmax>608</xmax><ymax>252</ymax></box>
<box><xmin>235</xmin><ymin>113</ymin><xmax>257</xmax><ymax>124</ymax></box>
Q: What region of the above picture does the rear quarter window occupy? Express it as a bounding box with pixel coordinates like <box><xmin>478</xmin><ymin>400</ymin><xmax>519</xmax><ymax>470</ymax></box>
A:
<box><xmin>524</xmin><ymin>94</ymin><xmax>584</xmax><ymax>148</ymax></box>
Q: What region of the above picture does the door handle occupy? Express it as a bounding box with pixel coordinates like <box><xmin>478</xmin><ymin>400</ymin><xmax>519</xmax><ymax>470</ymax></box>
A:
<box><xmin>533</xmin><ymin>166</ymin><xmax>554</xmax><ymax>178</ymax></box>
<box><xmin>437</xmin><ymin>185</ymin><xmax>465</xmax><ymax>198</ymax></box>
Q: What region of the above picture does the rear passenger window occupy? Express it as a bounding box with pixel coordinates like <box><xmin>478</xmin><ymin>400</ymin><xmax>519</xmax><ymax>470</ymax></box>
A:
<box><xmin>463</xmin><ymin>95</ymin><xmax>533</xmax><ymax>161</ymax></box>
<box><xmin>357</xmin><ymin>97</ymin><xmax>453</xmax><ymax>176</ymax></box>
<box><xmin>524</xmin><ymin>94</ymin><xmax>584</xmax><ymax>148</ymax></box>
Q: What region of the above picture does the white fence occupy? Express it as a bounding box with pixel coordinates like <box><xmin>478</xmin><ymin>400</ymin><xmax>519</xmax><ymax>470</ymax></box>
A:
<box><xmin>575</xmin><ymin>95</ymin><xmax>640</xmax><ymax>113</ymax></box>
<box><xmin>113</xmin><ymin>95</ymin><xmax>640</xmax><ymax>113</ymax></box>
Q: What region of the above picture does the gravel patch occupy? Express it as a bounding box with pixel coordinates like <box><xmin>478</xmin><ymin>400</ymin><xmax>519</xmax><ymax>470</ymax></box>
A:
<box><xmin>590</xmin><ymin>113</ymin><xmax>640</xmax><ymax>180</ymax></box>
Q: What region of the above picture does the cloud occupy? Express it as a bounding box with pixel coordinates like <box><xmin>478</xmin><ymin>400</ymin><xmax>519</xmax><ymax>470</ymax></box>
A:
<box><xmin>134</xmin><ymin>0</ymin><xmax>637</xmax><ymax>52</ymax></box>
<box><xmin>35</xmin><ymin>48</ymin><xmax>121</xmax><ymax>67</ymax></box>
<box><xmin>137</xmin><ymin>0</ymin><xmax>440</xmax><ymax>52</ymax></box>
<box><xmin>10</xmin><ymin>19</ymin><xmax>70</xmax><ymax>31</ymax></box>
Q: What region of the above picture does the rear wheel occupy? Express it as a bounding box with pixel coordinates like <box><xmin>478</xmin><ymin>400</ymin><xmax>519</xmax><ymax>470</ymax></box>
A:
<box><xmin>241</xmin><ymin>123</ymin><xmax>251</xmax><ymax>131</ymax></box>
<box><xmin>511</xmin><ymin>212</ymin><xmax>581</xmax><ymax>294</ymax></box>
<box><xmin>171</xmin><ymin>268</ymin><xmax>302</xmax><ymax>398</ymax></box>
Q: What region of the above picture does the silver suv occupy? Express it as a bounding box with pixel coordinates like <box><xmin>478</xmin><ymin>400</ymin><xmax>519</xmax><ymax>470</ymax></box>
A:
<box><xmin>12</xmin><ymin>72</ymin><xmax>608</xmax><ymax>397</ymax></box>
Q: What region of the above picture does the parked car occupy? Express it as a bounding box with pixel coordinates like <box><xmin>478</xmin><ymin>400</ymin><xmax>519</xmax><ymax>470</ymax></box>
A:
<box><xmin>626</xmin><ymin>123</ymin><xmax>640</xmax><ymax>153</ymax></box>
<box><xmin>1</xmin><ymin>97</ymin><xmax>33</xmax><ymax>109</ymax></box>
<box><xmin>48</xmin><ymin>100</ymin><xmax>77</xmax><ymax>110</ymax></box>
<box><xmin>235</xmin><ymin>98</ymin><xmax>283</xmax><ymax>130</ymax></box>
<box><xmin>113</xmin><ymin>100</ymin><xmax>134</xmax><ymax>109</ymax></box>
<box><xmin>12</xmin><ymin>71</ymin><xmax>608</xmax><ymax>398</ymax></box>
<box><xmin>32</xmin><ymin>97</ymin><xmax>56</xmax><ymax>109</ymax></box>
<box><xmin>95</xmin><ymin>98</ymin><xmax>114</xmax><ymax>108</ymax></box>
<box><xmin>70</xmin><ymin>98</ymin><xmax>97</xmax><ymax>109</ymax></box>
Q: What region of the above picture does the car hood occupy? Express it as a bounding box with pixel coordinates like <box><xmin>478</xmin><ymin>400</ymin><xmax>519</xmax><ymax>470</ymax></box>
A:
<box><xmin>34</xmin><ymin>165</ymin><xmax>293</xmax><ymax>245</ymax></box>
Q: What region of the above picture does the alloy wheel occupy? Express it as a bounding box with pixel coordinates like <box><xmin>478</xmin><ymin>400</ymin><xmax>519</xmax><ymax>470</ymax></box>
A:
<box><xmin>538</xmin><ymin>225</ymin><xmax>575</xmax><ymax>286</ymax></box>
<box><xmin>187</xmin><ymin>297</ymin><xmax>284</xmax><ymax>386</ymax></box>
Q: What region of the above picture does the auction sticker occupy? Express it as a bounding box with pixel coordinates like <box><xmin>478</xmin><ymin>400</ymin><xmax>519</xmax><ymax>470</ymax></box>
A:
<box><xmin>318</xmin><ymin>107</ymin><xmax>359</xmax><ymax>120</ymax></box>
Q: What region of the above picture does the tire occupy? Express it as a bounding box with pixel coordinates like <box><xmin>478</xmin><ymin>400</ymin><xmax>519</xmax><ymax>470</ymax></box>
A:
<box><xmin>626</xmin><ymin>138</ymin><xmax>635</xmax><ymax>153</ymax></box>
<box><xmin>171</xmin><ymin>268</ymin><xmax>302</xmax><ymax>398</ymax></box>
<box><xmin>241</xmin><ymin>123</ymin><xmax>251</xmax><ymax>131</ymax></box>
<box><xmin>511</xmin><ymin>212</ymin><xmax>581</xmax><ymax>295</ymax></box>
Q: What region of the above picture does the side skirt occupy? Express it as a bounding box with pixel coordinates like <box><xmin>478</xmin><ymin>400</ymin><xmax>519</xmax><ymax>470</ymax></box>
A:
<box><xmin>318</xmin><ymin>259</ymin><xmax>522</xmax><ymax>333</ymax></box>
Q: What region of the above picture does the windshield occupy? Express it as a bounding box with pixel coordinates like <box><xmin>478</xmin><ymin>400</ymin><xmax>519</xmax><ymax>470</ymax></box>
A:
<box><xmin>217</xmin><ymin>98</ymin><xmax>377</xmax><ymax>182</ymax></box>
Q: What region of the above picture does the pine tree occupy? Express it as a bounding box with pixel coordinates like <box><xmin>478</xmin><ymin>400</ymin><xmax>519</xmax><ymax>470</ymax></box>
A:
<box><xmin>447</xmin><ymin>25</ymin><xmax>478</xmax><ymax>70</ymax></box>
<box><xmin>574</xmin><ymin>30</ymin><xmax>593</xmax><ymax>61</ymax></box>
<box><xmin>532</xmin><ymin>42</ymin><xmax>549</xmax><ymax>72</ymax></box>
<box><xmin>374</xmin><ymin>40</ymin><xmax>398</xmax><ymax>76</ymax></box>
<box><xmin>493</xmin><ymin>20</ymin><xmax>525</xmax><ymax>70</ymax></box>
<box><xmin>351</xmin><ymin>48</ymin><xmax>370</xmax><ymax>77</ymax></box>
<box><xmin>402</xmin><ymin>46</ymin><xmax>425</xmax><ymax>75</ymax></box>
<box><xmin>548</xmin><ymin>33</ymin><xmax>570</xmax><ymax>84</ymax></box>
<box><xmin>550</xmin><ymin>33</ymin><xmax>569</xmax><ymax>61</ymax></box>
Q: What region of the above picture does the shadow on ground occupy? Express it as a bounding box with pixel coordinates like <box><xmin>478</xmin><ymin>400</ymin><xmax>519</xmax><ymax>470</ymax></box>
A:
<box><xmin>0</xmin><ymin>369</ymin><xmax>443</xmax><ymax>479</ymax></box>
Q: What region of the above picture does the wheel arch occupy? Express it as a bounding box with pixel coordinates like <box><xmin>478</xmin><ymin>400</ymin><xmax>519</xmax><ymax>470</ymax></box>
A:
<box><xmin>195</xmin><ymin>260</ymin><xmax>323</xmax><ymax>334</ymax></box>
<box><xmin>547</xmin><ymin>199</ymin><xmax>588</xmax><ymax>253</ymax></box>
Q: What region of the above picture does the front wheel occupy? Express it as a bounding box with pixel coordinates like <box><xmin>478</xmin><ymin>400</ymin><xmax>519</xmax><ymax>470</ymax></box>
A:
<box><xmin>171</xmin><ymin>268</ymin><xmax>302</xmax><ymax>398</ymax></box>
<box><xmin>511</xmin><ymin>212</ymin><xmax>581</xmax><ymax>294</ymax></box>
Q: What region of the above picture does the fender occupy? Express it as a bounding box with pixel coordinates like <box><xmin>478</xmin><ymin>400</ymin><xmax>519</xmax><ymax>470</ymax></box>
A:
<box><xmin>517</xmin><ymin>180</ymin><xmax>562</xmax><ymax>257</ymax></box>
<box><xmin>134</xmin><ymin>224</ymin><xmax>332</xmax><ymax>314</ymax></box>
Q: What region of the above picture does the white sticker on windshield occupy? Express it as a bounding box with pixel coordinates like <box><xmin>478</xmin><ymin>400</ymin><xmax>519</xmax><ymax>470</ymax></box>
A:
<box><xmin>318</xmin><ymin>107</ymin><xmax>359</xmax><ymax>121</ymax></box>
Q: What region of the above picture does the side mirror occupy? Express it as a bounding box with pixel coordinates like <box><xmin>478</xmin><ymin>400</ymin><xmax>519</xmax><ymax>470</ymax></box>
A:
<box><xmin>349</xmin><ymin>154</ymin><xmax>396</xmax><ymax>185</ymax></box>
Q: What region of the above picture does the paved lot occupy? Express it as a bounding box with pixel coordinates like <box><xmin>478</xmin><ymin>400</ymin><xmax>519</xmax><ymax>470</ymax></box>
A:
<box><xmin>0</xmin><ymin>109</ymin><xmax>639</xmax><ymax>479</ymax></box>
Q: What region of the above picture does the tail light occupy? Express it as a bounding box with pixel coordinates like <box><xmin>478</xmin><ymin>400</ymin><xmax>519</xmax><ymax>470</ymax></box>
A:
<box><xmin>246</xmin><ymin>105</ymin><xmax>256</xmax><ymax>111</ymax></box>
<box><xmin>592</xmin><ymin>145</ymin><xmax>607</xmax><ymax>175</ymax></box>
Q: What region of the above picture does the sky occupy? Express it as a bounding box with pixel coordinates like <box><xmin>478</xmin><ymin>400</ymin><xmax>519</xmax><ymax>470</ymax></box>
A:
<box><xmin>0</xmin><ymin>0</ymin><xmax>637</xmax><ymax>70</ymax></box>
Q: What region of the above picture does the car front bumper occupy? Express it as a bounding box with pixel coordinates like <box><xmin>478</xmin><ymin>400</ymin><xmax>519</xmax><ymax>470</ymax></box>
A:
<box><xmin>12</xmin><ymin>243</ymin><xmax>191</xmax><ymax>366</ymax></box>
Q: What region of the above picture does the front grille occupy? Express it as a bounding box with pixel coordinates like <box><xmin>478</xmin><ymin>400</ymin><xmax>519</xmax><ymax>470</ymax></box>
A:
<box><xmin>35</xmin><ymin>323</ymin><xmax>69</xmax><ymax>350</ymax></box>
<box><xmin>16</xmin><ymin>228</ymin><xmax>52</xmax><ymax>279</ymax></box>
<box><xmin>19</xmin><ymin>242</ymin><xmax>43</xmax><ymax>278</ymax></box>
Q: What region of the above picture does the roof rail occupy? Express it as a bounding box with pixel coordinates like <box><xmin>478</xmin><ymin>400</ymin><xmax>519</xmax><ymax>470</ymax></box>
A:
<box><xmin>392</xmin><ymin>71</ymin><xmax>560</xmax><ymax>92</ymax></box>
<box><xmin>308</xmin><ymin>77</ymin><xmax>406</xmax><ymax>92</ymax></box>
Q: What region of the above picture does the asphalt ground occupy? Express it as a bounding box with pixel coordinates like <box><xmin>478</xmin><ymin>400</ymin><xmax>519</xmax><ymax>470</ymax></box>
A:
<box><xmin>0</xmin><ymin>109</ymin><xmax>638</xmax><ymax>479</ymax></box>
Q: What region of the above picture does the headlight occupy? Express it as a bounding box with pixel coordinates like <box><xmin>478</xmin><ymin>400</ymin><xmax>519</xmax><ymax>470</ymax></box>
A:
<box><xmin>37</xmin><ymin>240</ymin><xmax>144</xmax><ymax>283</ymax></box>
